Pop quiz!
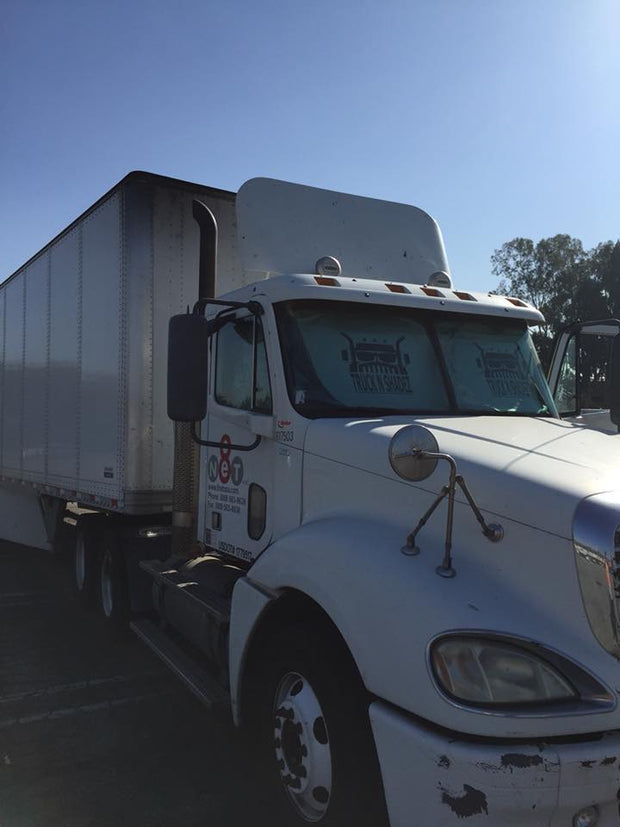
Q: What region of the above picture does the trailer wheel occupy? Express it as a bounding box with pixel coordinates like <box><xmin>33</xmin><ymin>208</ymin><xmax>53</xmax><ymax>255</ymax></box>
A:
<box><xmin>74</xmin><ymin>520</ymin><xmax>99</xmax><ymax>607</ymax></box>
<box><xmin>250</xmin><ymin>623</ymin><xmax>388</xmax><ymax>826</ymax></box>
<box><xmin>98</xmin><ymin>531</ymin><xmax>130</xmax><ymax>636</ymax></box>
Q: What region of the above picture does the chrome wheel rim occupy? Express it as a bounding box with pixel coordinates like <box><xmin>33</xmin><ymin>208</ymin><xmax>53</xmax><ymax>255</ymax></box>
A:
<box><xmin>273</xmin><ymin>671</ymin><xmax>332</xmax><ymax>822</ymax></box>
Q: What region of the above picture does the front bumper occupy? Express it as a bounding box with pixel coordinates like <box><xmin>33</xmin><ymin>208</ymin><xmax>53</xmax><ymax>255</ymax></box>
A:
<box><xmin>370</xmin><ymin>701</ymin><xmax>620</xmax><ymax>826</ymax></box>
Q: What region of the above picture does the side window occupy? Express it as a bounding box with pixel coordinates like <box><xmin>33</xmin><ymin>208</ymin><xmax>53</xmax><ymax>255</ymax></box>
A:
<box><xmin>578</xmin><ymin>335</ymin><xmax>612</xmax><ymax>410</ymax></box>
<box><xmin>215</xmin><ymin>316</ymin><xmax>272</xmax><ymax>413</ymax></box>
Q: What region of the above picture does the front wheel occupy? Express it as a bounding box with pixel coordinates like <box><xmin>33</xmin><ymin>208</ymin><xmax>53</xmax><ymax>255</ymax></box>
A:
<box><xmin>250</xmin><ymin>623</ymin><xmax>388</xmax><ymax>826</ymax></box>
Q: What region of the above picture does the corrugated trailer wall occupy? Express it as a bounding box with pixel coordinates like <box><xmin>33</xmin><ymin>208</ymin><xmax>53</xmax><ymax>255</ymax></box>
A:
<box><xmin>0</xmin><ymin>172</ymin><xmax>240</xmax><ymax>515</ymax></box>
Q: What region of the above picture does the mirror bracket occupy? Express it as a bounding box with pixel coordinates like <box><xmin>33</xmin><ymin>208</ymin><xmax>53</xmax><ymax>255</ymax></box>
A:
<box><xmin>399</xmin><ymin>444</ymin><xmax>504</xmax><ymax>577</ymax></box>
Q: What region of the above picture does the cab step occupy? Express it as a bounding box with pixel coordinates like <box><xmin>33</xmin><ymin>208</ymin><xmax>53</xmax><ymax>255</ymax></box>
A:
<box><xmin>130</xmin><ymin>617</ymin><xmax>229</xmax><ymax>711</ymax></box>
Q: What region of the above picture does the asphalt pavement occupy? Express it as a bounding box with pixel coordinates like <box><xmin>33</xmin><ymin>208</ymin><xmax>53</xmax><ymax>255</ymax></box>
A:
<box><xmin>0</xmin><ymin>540</ymin><xmax>272</xmax><ymax>827</ymax></box>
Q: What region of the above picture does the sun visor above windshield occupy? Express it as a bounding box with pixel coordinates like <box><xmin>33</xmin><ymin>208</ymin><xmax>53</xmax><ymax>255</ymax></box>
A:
<box><xmin>236</xmin><ymin>178</ymin><xmax>451</xmax><ymax>286</ymax></box>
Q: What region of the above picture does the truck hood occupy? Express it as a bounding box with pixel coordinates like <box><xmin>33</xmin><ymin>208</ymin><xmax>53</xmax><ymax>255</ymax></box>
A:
<box><xmin>303</xmin><ymin>415</ymin><xmax>620</xmax><ymax>538</ymax></box>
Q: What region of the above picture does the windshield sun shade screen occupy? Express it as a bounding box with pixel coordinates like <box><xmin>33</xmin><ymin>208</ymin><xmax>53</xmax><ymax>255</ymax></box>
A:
<box><xmin>274</xmin><ymin>300</ymin><xmax>556</xmax><ymax>418</ymax></box>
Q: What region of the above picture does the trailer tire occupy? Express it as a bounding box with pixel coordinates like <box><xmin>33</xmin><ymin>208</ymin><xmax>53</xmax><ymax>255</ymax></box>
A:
<box><xmin>249</xmin><ymin>622</ymin><xmax>388</xmax><ymax>827</ymax></box>
<box><xmin>98</xmin><ymin>530</ymin><xmax>130</xmax><ymax>637</ymax></box>
<box><xmin>74</xmin><ymin>519</ymin><xmax>100</xmax><ymax>607</ymax></box>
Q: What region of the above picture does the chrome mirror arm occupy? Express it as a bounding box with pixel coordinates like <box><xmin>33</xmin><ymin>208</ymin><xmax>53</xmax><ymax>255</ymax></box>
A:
<box><xmin>402</xmin><ymin>450</ymin><xmax>503</xmax><ymax>577</ymax></box>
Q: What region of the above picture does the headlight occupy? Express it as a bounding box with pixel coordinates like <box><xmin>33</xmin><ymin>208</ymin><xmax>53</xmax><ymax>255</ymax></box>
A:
<box><xmin>431</xmin><ymin>636</ymin><xmax>576</xmax><ymax>706</ymax></box>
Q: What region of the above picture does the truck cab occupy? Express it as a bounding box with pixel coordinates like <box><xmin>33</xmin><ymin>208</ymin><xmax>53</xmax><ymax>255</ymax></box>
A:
<box><xmin>196</xmin><ymin>274</ymin><xmax>555</xmax><ymax>565</ymax></box>
<box><xmin>156</xmin><ymin>180</ymin><xmax>620</xmax><ymax>825</ymax></box>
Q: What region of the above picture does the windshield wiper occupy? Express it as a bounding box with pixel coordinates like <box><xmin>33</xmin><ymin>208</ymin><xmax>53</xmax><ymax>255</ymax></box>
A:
<box><xmin>527</xmin><ymin>378</ymin><xmax>551</xmax><ymax>415</ymax></box>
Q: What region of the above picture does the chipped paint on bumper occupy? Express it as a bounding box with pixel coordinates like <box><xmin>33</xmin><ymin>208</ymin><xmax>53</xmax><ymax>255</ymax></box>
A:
<box><xmin>370</xmin><ymin>701</ymin><xmax>620</xmax><ymax>825</ymax></box>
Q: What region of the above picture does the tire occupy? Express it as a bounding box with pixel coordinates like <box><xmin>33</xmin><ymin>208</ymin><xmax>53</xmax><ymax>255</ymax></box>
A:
<box><xmin>250</xmin><ymin>622</ymin><xmax>388</xmax><ymax>826</ymax></box>
<box><xmin>74</xmin><ymin>518</ymin><xmax>100</xmax><ymax>607</ymax></box>
<box><xmin>98</xmin><ymin>529</ymin><xmax>130</xmax><ymax>636</ymax></box>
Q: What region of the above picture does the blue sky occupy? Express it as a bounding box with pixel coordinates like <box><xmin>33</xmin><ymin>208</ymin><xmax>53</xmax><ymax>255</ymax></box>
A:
<box><xmin>1</xmin><ymin>0</ymin><xmax>618</xmax><ymax>292</ymax></box>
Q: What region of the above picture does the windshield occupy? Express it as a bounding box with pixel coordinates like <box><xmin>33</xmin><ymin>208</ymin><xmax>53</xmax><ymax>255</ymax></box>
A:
<box><xmin>275</xmin><ymin>300</ymin><xmax>557</xmax><ymax>418</ymax></box>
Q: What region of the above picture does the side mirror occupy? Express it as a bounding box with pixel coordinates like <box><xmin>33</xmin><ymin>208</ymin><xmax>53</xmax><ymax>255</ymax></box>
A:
<box><xmin>389</xmin><ymin>425</ymin><xmax>439</xmax><ymax>481</ymax></box>
<box><xmin>167</xmin><ymin>314</ymin><xmax>209</xmax><ymax>421</ymax></box>
<box><xmin>610</xmin><ymin>335</ymin><xmax>620</xmax><ymax>428</ymax></box>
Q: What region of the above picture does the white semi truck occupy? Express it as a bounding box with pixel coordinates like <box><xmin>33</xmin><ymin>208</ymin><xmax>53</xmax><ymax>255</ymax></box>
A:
<box><xmin>2</xmin><ymin>171</ymin><xmax>620</xmax><ymax>826</ymax></box>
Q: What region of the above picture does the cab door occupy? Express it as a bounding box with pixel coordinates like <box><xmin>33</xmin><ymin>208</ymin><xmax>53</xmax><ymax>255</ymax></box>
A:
<box><xmin>202</xmin><ymin>311</ymin><xmax>275</xmax><ymax>562</ymax></box>
<box><xmin>549</xmin><ymin>321</ymin><xmax>620</xmax><ymax>433</ymax></box>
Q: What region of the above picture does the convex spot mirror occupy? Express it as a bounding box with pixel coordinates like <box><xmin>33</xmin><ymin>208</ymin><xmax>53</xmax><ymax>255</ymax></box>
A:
<box><xmin>389</xmin><ymin>425</ymin><xmax>439</xmax><ymax>481</ymax></box>
<box><xmin>167</xmin><ymin>314</ymin><xmax>209</xmax><ymax>422</ymax></box>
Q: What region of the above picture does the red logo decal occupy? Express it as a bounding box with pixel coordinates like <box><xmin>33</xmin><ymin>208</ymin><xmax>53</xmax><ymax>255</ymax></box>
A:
<box><xmin>220</xmin><ymin>434</ymin><xmax>231</xmax><ymax>459</ymax></box>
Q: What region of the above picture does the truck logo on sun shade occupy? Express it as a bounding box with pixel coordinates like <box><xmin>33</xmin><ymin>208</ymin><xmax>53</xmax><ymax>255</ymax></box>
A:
<box><xmin>341</xmin><ymin>334</ymin><xmax>412</xmax><ymax>394</ymax></box>
<box><xmin>476</xmin><ymin>347</ymin><xmax>529</xmax><ymax>398</ymax></box>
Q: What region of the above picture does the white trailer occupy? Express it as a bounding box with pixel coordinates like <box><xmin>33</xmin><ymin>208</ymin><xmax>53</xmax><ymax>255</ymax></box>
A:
<box><xmin>2</xmin><ymin>173</ymin><xmax>620</xmax><ymax>826</ymax></box>
<box><xmin>0</xmin><ymin>173</ymin><xmax>244</xmax><ymax>545</ymax></box>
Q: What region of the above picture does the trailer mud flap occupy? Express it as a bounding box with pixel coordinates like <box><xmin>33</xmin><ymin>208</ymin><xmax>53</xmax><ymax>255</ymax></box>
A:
<box><xmin>0</xmin><ymin>487</ymin><xmax>51</xmax><ymax>551</ymax></box>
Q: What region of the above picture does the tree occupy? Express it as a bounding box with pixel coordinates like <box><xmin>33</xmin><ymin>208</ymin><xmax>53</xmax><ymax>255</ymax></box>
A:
<box><xmin>492</xmin><ymin>235</ymin><xmax>620</xmax><ymax>369</ymax></box>
<box><xmin>592</xmin><ymin>240</ymin><xmax>620</xmax><ymax>317</ymax></box>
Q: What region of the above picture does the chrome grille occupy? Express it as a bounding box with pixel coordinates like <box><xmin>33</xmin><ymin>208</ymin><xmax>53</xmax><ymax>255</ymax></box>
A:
<box><xmin>573</xmin><ymin>493</ymin><xmax>620</xmax><ymax>658</ymax></box>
